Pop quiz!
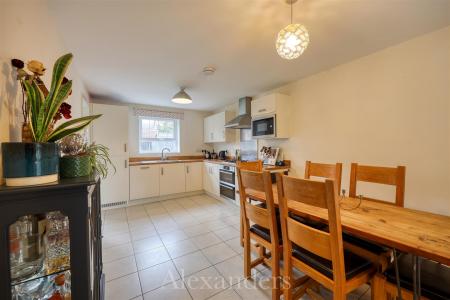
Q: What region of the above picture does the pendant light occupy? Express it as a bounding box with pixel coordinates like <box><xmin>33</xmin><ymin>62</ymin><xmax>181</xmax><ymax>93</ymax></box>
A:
<box><xmin>171</xmin><ymin>88</ymin><xmax>192</xmax><ymax>104</ymax></box>
<box><xmin>276</xmin><ymin>0</ymin><xmax>310</xmax><ymax>60</ymax></box>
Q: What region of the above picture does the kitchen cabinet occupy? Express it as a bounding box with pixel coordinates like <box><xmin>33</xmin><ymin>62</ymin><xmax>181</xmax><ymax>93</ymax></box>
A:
<box><xmin>160</xmin><ymin>163</ymin><xmax>186</xmax><ymax>196</ymax></box>
<box><xmin>185</xmin><ymin>162</ymin><xmax>203</xmax><ymax>192</ymax></box>
<box><xmin>92</xmin><ymin>103</ymin><xmax>130</xmax><ymax>207</ymax></box>
<box><xmin>130</xmin><ymin>165</ymin><xmax>160</xmax><ymax>200</ymax></box>
<box><xmin>203</xmin><ymin>111</ymin><xmax>235</xmax><ymax>143</ymax></box>
<box><xmin>203</xmin><ymin>162</ymin><xmax>220</xmax><ymax>196</ymax></box>
<box><xmin>251</xmin><ymin>93</ymin><xmax>292</xmax><ymax>139</ymax></box>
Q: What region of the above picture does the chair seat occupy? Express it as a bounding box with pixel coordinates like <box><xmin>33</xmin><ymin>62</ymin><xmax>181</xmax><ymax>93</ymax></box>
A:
<box><xmin>385</xmin><ymin>254</ymin><xmax>450</xmax><ymax>300</ymax></box>
<box><xmin>292</xmin><ymin>245</ymin><xmax>372</xmax><ymax>280</ymax></box>
<box><xmin>289</xmin><ymin>213</ymin><xmax>328</xmax><ymax>230</ymax></box>
<box><xmin>249</xmin><ymin>224</ymin><xmax>282</xmax><ymax>244</ymax></box>
<box><xmin>343</xmin><ymin>233</ymin><xmax>387</xmax><ymax>254</ymax></box>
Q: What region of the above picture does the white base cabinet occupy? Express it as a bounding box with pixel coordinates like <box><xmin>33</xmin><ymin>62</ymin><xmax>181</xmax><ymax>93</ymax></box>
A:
<box><xmin>130</xmin><ymin>165</ymin><xmax>160</xmax><ymax>200</ymax></box>
<box><xmin>185</xmin><ymin>162</ymin><xmax>203</xmax><ymax>192</ymax></box>
<box><xmin>203</xmin><ymin>162</ymin><xmax>220</xmax><ymax>197</ymax></box>
<box><xmin>159</xmin><ymin>163</ymin><xmax>186</xmax><ymax>196</ymax></box>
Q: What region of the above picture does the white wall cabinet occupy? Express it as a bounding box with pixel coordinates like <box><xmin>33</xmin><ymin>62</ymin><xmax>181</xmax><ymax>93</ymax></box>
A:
<box><xmin>203</xmin><ymin>162</ymin><xmax>220</xmax><ymax>196</ymax></box>
<box><xmin>130</xmin><ymin>165</ymin><xmax>160</xmax><ymax>200</ymax></box>
<box><xmin>160</xmin><ymin>163</ymin><xmax>186</xmax><ymax>196</ymax></box>
<box><xmin>251</xmin><ymin>93</ymin><xmax>292</xmax><ymax>138</ymax></box>
<box><xmin>92</xmin><ymin>103</ymin><xmax>129</xmax><ymax>206</ymax></box>
<box><xmin>185</xmin><ymin>162</ymin><xmax>203</xmax><ymax>192</ymax></box>
<box><xmin>203</xmin><ymin>111</ymin><xmax>234</xmax><ymax>143</ymax></box>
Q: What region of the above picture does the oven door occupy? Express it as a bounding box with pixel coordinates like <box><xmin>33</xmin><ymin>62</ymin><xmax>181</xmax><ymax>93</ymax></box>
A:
<box><xmin>219</xmin><ymin>169</ymin><xmax>235</xmax><ymax>186</ymax></box>
<box><xmin>252</xmin><ymin>115</ymin><xmax>275</xmax><ymax>138</ymax></box>
<box><xmin>220</xmin><ymin>183</ymin><xmax>236</xmax><ymax>200</ymax></box>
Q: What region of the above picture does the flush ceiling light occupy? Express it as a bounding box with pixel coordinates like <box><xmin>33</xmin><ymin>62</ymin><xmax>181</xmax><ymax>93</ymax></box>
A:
<box><xmin>171</xmin><ymin>88</ymin><xmax>192</xmax><ymax>104</ymax></box>
<box><xmin>276</xmin><ymin>0</ymin><xmax>310</xmax><ymax>60</ymax></box>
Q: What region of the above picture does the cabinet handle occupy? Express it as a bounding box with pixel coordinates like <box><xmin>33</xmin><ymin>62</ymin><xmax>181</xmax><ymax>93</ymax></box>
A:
<box><xmin>258</xmin><ymin>108</ymin><xmax>267</xmax><ymax>113</ymax></box>
<box><xmin>125</xmin><ymin>160</ymin><xmax>128</xmax><ymax>168</ymax></box>
<box><xmin>186</xmin><ymin>166</ymin><xmax>189</xmax><ymax>174</ymax></box>
<box><xmin>124</xmin><ymin>143</ymin><xmax>127</xmax><ymax>152</ymax></box>
<box><xmin>140</xmin><ymin>166</ymin><xmax>150</xmax><ymax>170</ymax></box>
<box><xmin>161</xmin><ymin>167</ymin><xmax>164</xmax><ymax>176</ymax></box>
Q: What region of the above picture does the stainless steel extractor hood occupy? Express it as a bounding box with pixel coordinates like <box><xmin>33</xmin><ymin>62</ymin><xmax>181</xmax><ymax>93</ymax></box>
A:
<box><xmin>224</xmin><ymin>97</ymin><xmax>252</xmax><ymax>129</ymax></box>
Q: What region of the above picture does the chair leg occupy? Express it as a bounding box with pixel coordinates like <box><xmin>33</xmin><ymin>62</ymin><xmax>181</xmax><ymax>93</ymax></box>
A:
<box><xmin>243</xmin><ymin>230</ymin><xmax>252</xmax><ymax>279</ymax></box>
<box><xmin>372</xmin><ymin>274</ymin><xmax>386</xmax><ymax>300</ymax></box>
<box><xmin>240</xmin><ymin>209</ymin><xmax>244</xmax><ymax>247</ymax></box>
<box><xmin>271</xmin><ymin>246</ymin><xmax>280</xmax><ymax>300</ymax></box>
<box><xmin>282</xmin><ymin>259</ymin><xmax>293</xmax><ymax>300</ymax></box>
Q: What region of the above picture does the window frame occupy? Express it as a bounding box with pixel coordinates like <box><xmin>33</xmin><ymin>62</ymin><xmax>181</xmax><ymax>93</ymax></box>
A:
<box><xmin>138</xmin><ymin>116</ymin><xmax>181</xmax><ymax>154</ymax></box>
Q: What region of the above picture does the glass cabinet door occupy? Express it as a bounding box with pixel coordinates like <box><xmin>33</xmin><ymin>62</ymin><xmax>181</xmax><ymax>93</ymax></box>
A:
<box><xmin>10</xmin><ymin>211</ymin><xmax>72</xmax><ymax>300</ymax></box>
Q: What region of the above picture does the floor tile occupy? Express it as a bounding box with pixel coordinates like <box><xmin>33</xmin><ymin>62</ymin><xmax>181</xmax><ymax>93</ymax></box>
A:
<box><xmin>166</xmin><ymin>239</ymin><xmax>199</xmax><ymax>259</ymax></box>
<box><xmin>183</xmin><ymin>223</ymin><xmax>212</xmax><ymax>237</ymax></box>
<box><xmin>133</xmin><ymin>235</ymin><xmax>164</xmax><ymax>253</ymax></box>
<box><xmin>184</xmin><ymin>266</ymin><xmax>229</xmax><ymax>300</ymax></box>
<box><xmin>135</xmin><ymin>246</ymin><xmax>171</xmax><ymax>271</ymax></box>
<box><xmin>173</xmin><ymin>250</ymin><xmax>212</xmax><ymax>276</ymax></box>
<box><xmin>191</xmin><ymin>232</ymin><xmax>222</xmax><ymax>249</ymax></box>
<box><xmin>130</xmin><ymin>226</ymin><xmax>158</xmax><ymax>241</ymax></box>
<box><xmin>215</xmin><ymin>255</ymin><xmax>257</xmax><ymax>285</ymax></box>
<box><xmin>139</xmin><ymin>261</ymin><xmax>181</xmax><ymax>293</ymax></box>
<box><xmin>105</xmin><ymin>272</ymin><xmax>142</xmax><ymax>300</ymax></box>
<box><xmin>224</xmin><ymin>237</ymin><xmax>243</xmax><ymax>255</ymax></box>
<box><xmin>202</xmin><ymin>243</ymin><xmax>237</xmax><ymax>265</ymax></box>
<box><xmin>104</xmin><ymin>255</ymin><xmax>137</xmax><ymax>281</ymax></box>
<box><xmin>143</xmin><ymin>280</ymin><xmax>191</xmax><ymax>300</ymax></box>
<box><xmin>208</xmin><ymin>288</ymin><xmax>241</xmax><ymax>300</ymax></box>
<box><xmin>214</xmin><ymin>226</ymin><xmax>240</xmax><ymax>241</ymax></box>
<box><xmin>160</xmin><ymin>229</ymin><xmax>189</xmax><ymax>245</ymax></box>
<box><xmin>102</xmin><ymin>242</ymin><xmax>134</xmax><ymax>263</ymax></box>
<box><xmin>103</xmin><ymin>232</ymin><xmax>132</xmax><ymax>249</ymax></box>
<box><xmin>233</xmin><ymin>275</ymin><xmax>272</xmax><ymax>300</ymax></box>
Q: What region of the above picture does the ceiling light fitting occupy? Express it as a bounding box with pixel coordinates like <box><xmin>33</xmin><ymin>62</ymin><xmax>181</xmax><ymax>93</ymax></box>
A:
<box><xmin>171</xmin><ymin>88</ymin><xmax>192</xmax><ymax>104</ymax></box>
<box><xmin>276</xmin><ymin>0</ymin><xmax>310</xmax><ymax>60</ymax></box>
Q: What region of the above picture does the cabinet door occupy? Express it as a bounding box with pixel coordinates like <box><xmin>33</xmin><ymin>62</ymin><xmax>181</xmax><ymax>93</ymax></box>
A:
<box><xmin>211</xmin><ymin>164</ymin><xmax>220</xmax><ymax>196</ymax></box>
<box><xmin>160</xmin><ymin>163</ymin><xmax>186</xmax><ymax>196</ymax></box>
<box><xmin>101</xmin><ymin>155</ymin><xmax>129</xmax><ymax>205</ymax></box>
<box><xmin>130</xmin><ymin>165</ymin><xmax>160</xmax><ymax>200</ymax></box>
<box><xmin>251</xmin><ymin>94</ymin><xmax>276</xmax><ymax>117</ymax></box>
<box><xmin>185</xmin><ymin>162</ymin><xmax>203</xmax><ymax>192</ymax></box>
<box><xmin>92</xmin><ymin>104</ymin><xmax>129</xmax><ymax>156</ymax></box>
<box><xmin>203</xmin><ymin>163</ymin><xmax>211</xmax><ymax>193</ymax></box>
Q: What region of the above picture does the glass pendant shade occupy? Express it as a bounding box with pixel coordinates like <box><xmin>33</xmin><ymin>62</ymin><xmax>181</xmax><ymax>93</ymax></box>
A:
<box><xmin>171</xmin><ymin>88</ymin><xmax>192</xmax><ymax>104</ymax></box>
<box><xmin>276</xmin><ymin>23</ymin><xmax>309</xmax><ymax>60</ymax></box>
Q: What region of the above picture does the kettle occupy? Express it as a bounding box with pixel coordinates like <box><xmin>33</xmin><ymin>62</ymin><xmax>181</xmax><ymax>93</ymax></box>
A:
<box><xmin>202</xmin><ymin>150</ymin><xmax>211</xmax><ymax>159</ymax></box>
<box><xmin>218</xmin><ymin>150</ymin><xmax>227</xmax><ymax>160</ymax></box>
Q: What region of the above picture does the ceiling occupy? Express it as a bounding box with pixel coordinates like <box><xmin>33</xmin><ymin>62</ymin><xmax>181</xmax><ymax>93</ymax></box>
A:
<box><xmin>48</xmin><ymin>0</ymin><xmax>450</xmax><ymax>111</ymax></box>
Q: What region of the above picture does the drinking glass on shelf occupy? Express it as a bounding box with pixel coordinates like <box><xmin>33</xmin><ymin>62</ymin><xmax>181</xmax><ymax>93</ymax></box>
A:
<box><xmin>45</xmin><ymin>212</ymin><xmax>71</xmax><ymax>274</ymax></box>
<box><xmin>9</xmin><ymin>215</ymin><xmax>45</xmax><ymax>282</ymax></box>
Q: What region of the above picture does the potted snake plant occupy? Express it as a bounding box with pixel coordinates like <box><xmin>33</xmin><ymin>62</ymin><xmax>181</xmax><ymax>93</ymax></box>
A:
<box><xmin>2</xmin><ymin>53</ymin><xmax>101</xmax><ymax>186</ymax></box>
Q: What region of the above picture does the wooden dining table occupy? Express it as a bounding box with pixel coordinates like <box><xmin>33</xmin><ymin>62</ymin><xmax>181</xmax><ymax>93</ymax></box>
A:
<box><xmin>246</xmin><ymin>184</ymin><xmax>450</xmax><ymax>299</ymax></box>
<box><xmin>248</xmin><ymin>184</ymin><xmax>450</xmax><ymax>264</ymax></box>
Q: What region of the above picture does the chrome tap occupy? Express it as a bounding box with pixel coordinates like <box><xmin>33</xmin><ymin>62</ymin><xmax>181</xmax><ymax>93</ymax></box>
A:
<box><xmin>161</xmin><ymin>148</ymin><xmax>170</xmax><ymax>160</ymax></box>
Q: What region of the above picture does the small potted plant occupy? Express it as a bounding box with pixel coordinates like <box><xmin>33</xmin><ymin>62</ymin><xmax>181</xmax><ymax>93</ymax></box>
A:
<box><xmin>2</xmin><ymin>53</ymin><xmax>101</xmax><ymax>186</ymax></box>
<box><xmin>59</xmin><ymin>134</ymin><xmax>115</xmax><ymax>179</ymax></box>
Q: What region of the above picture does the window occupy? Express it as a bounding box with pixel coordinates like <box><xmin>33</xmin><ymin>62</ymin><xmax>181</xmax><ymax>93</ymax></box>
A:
<box><xmin>139</xmin><ymin>116</ymin><xmax>180</xmax><ymax>154</ymax></box>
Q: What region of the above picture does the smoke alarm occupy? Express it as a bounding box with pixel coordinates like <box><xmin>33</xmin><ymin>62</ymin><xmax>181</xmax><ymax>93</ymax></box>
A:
<box><xmin>202</xmin><ymin>66</ymin><xmax>216</xmax><ymax>75</ymax></box>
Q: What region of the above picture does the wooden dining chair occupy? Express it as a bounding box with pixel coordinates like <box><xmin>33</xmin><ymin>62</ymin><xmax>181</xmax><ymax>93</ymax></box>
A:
<box><xmin>305</xmin><ymin>161</ymin><xmax>343</xmax><ymax>192</ymax></box>
<box><xmin>276</xmin><ymin>174</ymin><xmax>375</xmax><ymax>300</ymax></box>
<box><xmin>237</xmin><ymin>168</ymin><xmax>282</xmax><ymax>300</ymax></box>
<box><xmin>349</xmin><ymin>163</ymin><xmax>406</xmax><ymax>207</ymax></box>
<box><xmin>237</xmin><ymin>160</ymin><xmax>264</xmax><ymax>247</ymax></box>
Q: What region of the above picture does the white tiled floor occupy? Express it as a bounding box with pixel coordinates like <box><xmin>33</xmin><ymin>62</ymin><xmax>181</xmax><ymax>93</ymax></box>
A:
<box><xmin>102</xmin><ymin>194</ymin><xmax>372</xmax><ymax>300</ymax></box>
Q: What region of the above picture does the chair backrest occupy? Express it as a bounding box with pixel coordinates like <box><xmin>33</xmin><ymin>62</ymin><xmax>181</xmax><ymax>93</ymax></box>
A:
<box><xmin>305</xmin><ymin>161</ymin><xmax>343</xmax><ymax>192</ymax></box>
<box><xmin>349</xmin><ymin>163</ymin><xmax>406</xmax><ymax>207</ymax></box>
<box><xmin>237</xmin><ymin>160</ymin><xmax>263</xmax><ymax>172</ymax></box>
<box><xmin>237</xmin><ymin>168</ymin><xmax>278</xmax><ymax>242</ymax></box>
<box><xmin>276</xmin><ymin>174</ymin><xmax>346</xmax><ymax>286</ymax></box>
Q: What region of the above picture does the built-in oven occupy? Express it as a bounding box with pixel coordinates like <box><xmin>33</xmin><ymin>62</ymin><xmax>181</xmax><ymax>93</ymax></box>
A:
<box><xmin>252</xmin><ymin>114</ymin><xmax>276</xmax><ymax>138</ymax></box>
<box><xmin>219</xmin><ymin>165</ymin><xmax>235</xmax><ymax>201</ymax></box>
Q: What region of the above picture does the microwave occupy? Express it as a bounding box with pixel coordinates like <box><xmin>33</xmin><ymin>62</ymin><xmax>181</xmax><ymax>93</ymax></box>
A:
<box><xmin>252</xmin><ymin>115</ymin><xmax>276</xmax><ymax>138</ymax></box>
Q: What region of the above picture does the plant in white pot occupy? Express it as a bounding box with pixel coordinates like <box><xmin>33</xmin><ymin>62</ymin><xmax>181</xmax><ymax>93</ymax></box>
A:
<box><xmin>2</xmin><ymin>53</ymin><xmax>101</xmax><ymax>186</ymax></box>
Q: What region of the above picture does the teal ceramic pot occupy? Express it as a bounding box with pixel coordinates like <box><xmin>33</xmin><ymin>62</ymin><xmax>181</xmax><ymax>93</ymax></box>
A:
<box><xmin>1</xmin><ymin>142</ymin><xmax>59</xmax><ymax>186</ymax></box>
<box><xmin>59</xmin><ymin>155</ymin><xmax>91</xmax><ymax>178</ymax></box>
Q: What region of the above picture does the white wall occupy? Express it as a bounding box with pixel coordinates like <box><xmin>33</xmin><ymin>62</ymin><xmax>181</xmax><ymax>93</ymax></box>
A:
<box><xmin>91</xmin><ymin>99</ymin><xmax>210</xmax><ymax>157</ymax></box>
<box><xmin>257</xmin><ymin>26</ymin><xmax>449</xmax><ymax>215</ymax></box>
<box><xmin>0</xmin><ymin>0</ymin><xmax>90</xmax><ymax>183</ymax></box>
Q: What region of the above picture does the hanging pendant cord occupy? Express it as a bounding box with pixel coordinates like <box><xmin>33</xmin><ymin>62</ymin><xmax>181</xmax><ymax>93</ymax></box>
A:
<box><xmin>290</xmin><ymin>1</ymin><xmax>293</xmax><ymax>24</ymax></box>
